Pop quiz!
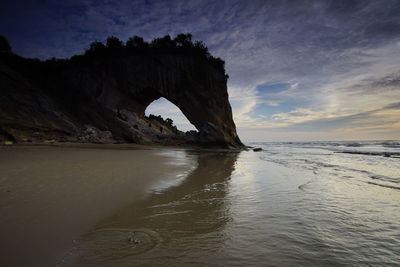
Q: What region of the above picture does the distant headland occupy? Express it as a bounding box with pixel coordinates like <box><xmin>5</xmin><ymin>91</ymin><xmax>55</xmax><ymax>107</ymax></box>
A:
<box><xmin>0</xmin><ymin>34</ymin><xmax>243</xmax><ymax>148</ymax></box>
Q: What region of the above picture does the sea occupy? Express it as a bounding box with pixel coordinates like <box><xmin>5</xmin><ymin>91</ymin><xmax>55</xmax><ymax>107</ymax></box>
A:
<box><xmin>66</xmin><ymin>140</ymin><xmax>399</xmax><ymax>266</ymax></box>
<box><xmin>1</xmin><ymin>141</ymin><xmax>399</xmax><ymax>266</ymax></box>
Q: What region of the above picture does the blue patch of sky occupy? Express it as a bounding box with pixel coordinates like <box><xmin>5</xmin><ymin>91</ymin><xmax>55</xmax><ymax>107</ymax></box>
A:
<box><xmin>247</xmin><ymin>81</ymin><xmax>313</xmax><ymax>120</ymax></box>
<box><xmin>247</xmin><ymin>101</ymin><xmax>298</xmax><ymax>120</ymax></box>
<box><xmin>256</xmin><ymin>82</ymin><xmax>291</xmax><ymax>94</ymax></box>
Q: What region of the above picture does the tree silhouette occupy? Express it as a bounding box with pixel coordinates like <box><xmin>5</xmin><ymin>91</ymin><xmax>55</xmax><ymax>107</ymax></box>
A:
<box><xmin>174</xmin><ymin>33</ymin><xmax>192</xmax><ymax>47</ymax></box>
<box><xmin>193</xmin><ymin>41</ymin><xmax>210</xmax><ymax>57</ymax></box>
<box><xmin>165</xmin><ymin>118</ymin><xmax>173</xmax><ymax>127</ymax></box>
<box><xmin>0</xmin><ymin>35</ymin><xmax>11</xmax><ymax>52</ymax></box>
<box><xmin>151</xmin><ymin>35</ymin><xmax>175</xmax><ymax>50</ymax></box>
<box><xmin>106</xmin><ymin>36</ymin><xmax>123</xmax><ymax>49</ymax></box>
<box><xmin>126</xmin><ymin>36</ymin><xmax>147</xmax><ymax>50</ymax></box>
<box><xmin>147</xmin><ymin>114</ymin><xmax>178</xmax><ymax>132</ymax></box>
<box><xmin>86</xmin><ymin>41</ymin><xmax>106</xmax><ymax>54</ymax></box>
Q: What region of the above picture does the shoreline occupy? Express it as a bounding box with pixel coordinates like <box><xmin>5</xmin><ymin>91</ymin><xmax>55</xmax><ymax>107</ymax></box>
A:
<box><xmin>1</xmin><ymin>141</ymin><xmax>247</xmax><ymax>153</ymax></box>
<box><xmin>0</xmin><ymin>144</ymin><xmax>197</xmax><ymax>267</ymax></box>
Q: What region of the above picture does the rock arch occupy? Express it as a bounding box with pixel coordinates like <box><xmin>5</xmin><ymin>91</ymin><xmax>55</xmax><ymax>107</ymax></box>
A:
<box><xmin>78</xmin><ymin>55</ymin><xmax>243</xmax><ymax>147</ymax></box>
<box><xmin>0</xmin><ymin>53</ymin><xmax>243</xmax><ymax>148</ymax></box>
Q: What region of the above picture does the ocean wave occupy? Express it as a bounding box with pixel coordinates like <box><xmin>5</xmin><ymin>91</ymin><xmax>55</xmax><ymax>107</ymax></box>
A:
<box><xmin>343</xmin><ymin>142</ymin><xmax>363</xmax><ymax>147</ymax></box>
<box><xmin>302</xmin><ymin>159</ymin><xmax>399</xmax><ymax>184</ymax></box>
<box><xmin>369</xmin><ymin>175</ymin><xmax>399</xmax><ymax>184</ymax></box>
<box><xmin>367</xmin><ymin>182</ymin><xmax>400</xmax><ymax>190</ymax></box>
<box><xmin>261</xmin><ymin>152</ymin><xmax>399</xmax><ymax>186</ymax></box>
<box><xmin>252</xmin><ymin>140</ymin><xmax>400</xmax><ymax>148</ymax></box>
<box><xmin>334</xmin><ymin>151</ymin><xmax>400</xmax><ymax>157</ymax></box>
<box><xmin>381</xmin><ymin>141</ymin><xmax>400</xmax><ymax>148</ymax></box>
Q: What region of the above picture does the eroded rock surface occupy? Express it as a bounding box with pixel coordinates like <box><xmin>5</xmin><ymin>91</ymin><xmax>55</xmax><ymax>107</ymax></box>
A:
<box><xmin>0</xmin><ymin>51</ymin><xmax>243</xmax><ymax>148</ymax></box>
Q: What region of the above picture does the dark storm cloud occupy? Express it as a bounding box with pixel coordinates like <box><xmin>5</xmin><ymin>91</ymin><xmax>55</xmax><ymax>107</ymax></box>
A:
<box><xmin>337</xmin><ymin>72</ymin><xmax>400</xmax><ymax>96</ymax></box>
<box><xmin>2</xmin><ymin>1</ymin><xmax>399</xmax><ymax>54</ymax></box>
<box><xmin>380</xmin><ymin>102</ymin><xmax>400</xmax><ymax>111</ymax></box>
<box><xmin>369</xmin><ymin>72</ymin><xmax>400</xmax><ymax>88</ymax></box>
<box><xmin>1</xmin><ymin>0</ymin><xmax>399</xmax><ymax>87</ymax></box>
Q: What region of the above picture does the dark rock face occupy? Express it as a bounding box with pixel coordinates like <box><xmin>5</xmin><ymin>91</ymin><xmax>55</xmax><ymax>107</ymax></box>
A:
<box><xmin>0</xmin><ymin>53</ymin><xmax>243</xmax><ymax>148</ymax></box>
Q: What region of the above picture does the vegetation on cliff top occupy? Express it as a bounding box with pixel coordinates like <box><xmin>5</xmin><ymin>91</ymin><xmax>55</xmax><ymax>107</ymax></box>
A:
<box><xmin>0</xmin><ymin>34</ymin><xmax>226</xmax><ymax>75</ymax></box>
<box><xmin>76</xmin><ymin>33</ymin><xmax>225</xmax><ymax>75</ymax></box>
<box><xmin>0</xmin><ymin>35</ymin><xmax>11</xmax><ymax>52</ymax></box>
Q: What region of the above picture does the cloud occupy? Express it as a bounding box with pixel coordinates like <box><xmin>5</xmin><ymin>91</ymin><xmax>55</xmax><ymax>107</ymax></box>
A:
<box><xmin>265</xmin><ymin>100</ymin><xmax>281</xmax><ymax>107</ymax></box>
<box><xmin>1</xmin><ymin>0</ymin><xmax>400</xmax><ymax>140</ymax></box>
<box><xmin>348</xmin><ymin>72</ymin><xmax>400</xmax><ymax>94</ymax></box>
<box><xmin>242</xmin><ymin>101</ymin><xmax>400</xmax><ymax>135</ymax></box>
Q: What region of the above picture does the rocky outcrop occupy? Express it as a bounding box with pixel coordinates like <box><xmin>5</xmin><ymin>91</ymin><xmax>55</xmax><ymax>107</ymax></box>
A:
<box><xmin>0</xmin><ymin>40</ymin><xmax>243</xmax><ymax>148</ymax></box>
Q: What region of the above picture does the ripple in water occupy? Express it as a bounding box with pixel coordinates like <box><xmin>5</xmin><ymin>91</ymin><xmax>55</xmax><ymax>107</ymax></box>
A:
<box><xmin>76</xmin><ymin>228</ymin><xmax>161</xmax><ymax>263</ymax></box>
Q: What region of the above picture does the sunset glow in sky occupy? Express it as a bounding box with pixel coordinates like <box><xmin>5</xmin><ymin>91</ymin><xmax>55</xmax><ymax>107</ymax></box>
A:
<box><xmin>2</xmin><ymin>0</ymin><xmax>399</xmax><ymax>141</ymax></box>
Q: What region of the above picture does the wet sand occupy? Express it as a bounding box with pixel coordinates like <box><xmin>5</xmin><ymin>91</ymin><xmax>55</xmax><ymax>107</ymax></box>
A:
<box><xmin>2</xmin><ymin>142</ymin><xmax>398</xmax><ymax>266</ymax></box>
<box><xmin>0</xmin><ymin>144</ymin><xmax>196</xmax><ymax>267</ymax></box>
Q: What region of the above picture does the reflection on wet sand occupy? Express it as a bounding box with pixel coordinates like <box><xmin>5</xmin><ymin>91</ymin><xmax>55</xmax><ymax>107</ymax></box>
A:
<box><xmin>65</xmin><ymin>151</ymin><xmax>238</xmax><ymax>266</ymax></box>
<box><xmin>0</xmin><ymin>145</ymin><xmax>194</xmax><ymax>267</ymax></box>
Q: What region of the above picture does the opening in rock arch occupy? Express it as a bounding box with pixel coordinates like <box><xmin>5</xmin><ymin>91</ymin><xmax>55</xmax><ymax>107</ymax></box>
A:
<box><xmin>145</xmin><ymin>98</ymin><xmax>196</xmax><ymax>132</ymax></box>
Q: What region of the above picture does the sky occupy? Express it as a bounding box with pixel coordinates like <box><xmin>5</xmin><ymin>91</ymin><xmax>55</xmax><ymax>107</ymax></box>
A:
<box><xmin>1</xmin><ymin>0</ymin><xmax>400</xmax><ymax>142</ymax></box>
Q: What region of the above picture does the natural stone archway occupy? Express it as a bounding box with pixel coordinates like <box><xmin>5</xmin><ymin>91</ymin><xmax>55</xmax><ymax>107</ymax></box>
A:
<box><xmin>145</xmin><ymin>98</ymin><xmax>195</xmax><ymax>132</ymax></box>
<box><xmin>67</xmin><ymin>55</ymin><xmax>244</xmax><ymax>147</ymax></box>
<box><xmin>0</xmin><ymin>53</ymin><xmax>243</xmax><ymax>148</ymax></box>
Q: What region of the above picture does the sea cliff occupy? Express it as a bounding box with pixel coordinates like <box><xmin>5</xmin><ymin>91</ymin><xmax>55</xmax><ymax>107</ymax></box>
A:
<box><xmin>0</xmin><ymin>34</ymin><xmax>243</xmax><ymax>148</ymax></box>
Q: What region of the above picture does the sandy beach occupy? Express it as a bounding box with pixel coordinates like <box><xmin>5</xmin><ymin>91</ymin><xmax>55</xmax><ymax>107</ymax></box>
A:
<box><xmin>0</xmin><ymin>144</ymin><xmax>196</xmax><ymax>267</ymax></box>
<box><xmin>1</xmin><ymin>142</ymin><xmax>399</xmax><ymax>266</ymax></box>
